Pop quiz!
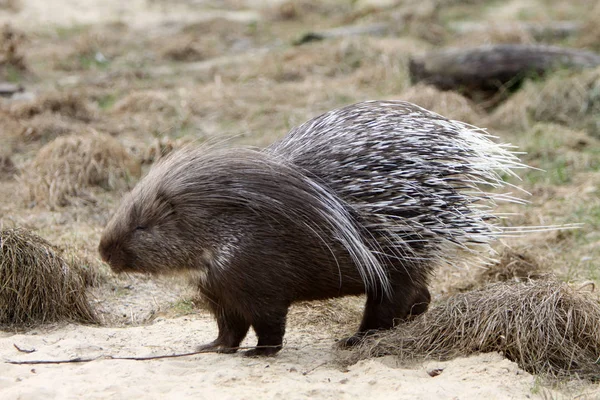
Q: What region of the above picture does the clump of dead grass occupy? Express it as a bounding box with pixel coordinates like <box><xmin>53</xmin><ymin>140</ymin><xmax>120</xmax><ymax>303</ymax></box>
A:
<box><xmin>0</xmin><ymin>0</ymin><xmax>21</xmax><ymax>12</ymax></box>
<box><xmin>478</xmin><ymin>248</ymin><xmax>545</xmax><ymax>283</ymax></box>
<box><xmin>160</xmin><ymin>37</ymin><xmax>207</xmax><ymax>62</ymax></box>
<box><xmin>10</xmin><ymin>91</ymin><xmax>96</xmax><ymax>122</ymax></box>
<box><xmin>0</xmin><ymin>228</ymin><xmax>97</xmax><ymax>327</ymax></box>
<box><xmin>57</xmin><ymin>245</ymin><xmax>106</xmax><ymax>288</ymax></box>
<box><xmin>450</xmin><ymin>23</ymin><xmax>535</xmax><ymax>47</ymax></box>
<box><xmin>176</xmin><ymin>17</ymin><xmax>259</xmax><ymax>57</ymax></box>
<box><xmin>397</xmin><ymin>84</ymin><xmax>484</xmax><ymax>124</ymax></box>
<box><xmin>513</xmin><ymin>123</ymin><xmax>599</xmax><ymax>175</ymax></box>
<box><xmin>112</xmin><ymin>90</ymin><xmax>178</xmax><ymax>116</ymax></box>
<box><xmin>140</xmin><ymin>136</ymin><xmax>193</xmax><ymax>164</ymax></box>
<box><xmin>252</xmin><ymin>38</ymin><xmax>391</xmax><ymax>82</ymax></box>
<box><xmin>19</xmin><ymin>112</ymin><xmax>81</xmax><ymax>143</ymax></box>
<box><xmin>0</xmin><ymin>152</ymin><xmax>16</xmax><ymax>179</ymax></box>
<box><xmin>576</xmin><ymin>3</ymin><xmax>600</xmax><ymax>51</ymax></box>
<box><xmin>53</xmin><ymin>25</ymin><xmax>125</xmax><ymax>71</ymax></box>
<box><xmin>264</xmin><ymin>0</ymin><xmax>347</xmax><ymax>22</ymax></box>
<box><xmin>348</xmin><ymin>279</ymin><xmax>600</xmax><ymax>379</ymax></box>
<box><xmin>20</xmin><ymin>130</ymin><xmax>141</xmax><ymax>208</ymax></box>
<box><xmin>289</xmin><ymin>297</ymin><xmax>363</xmax><ymax>336</ymax></box>
<box><xmin>489</xmin><ymin>67</ymin><xmax>600</xmax><ymax>135</ymax></box>
<box><xmin>0</xmin><ymin>23</ymin><xmax>27</xmax><ymax>77</ymax></box>
<box><xmin>267</xmin><ymin>0</ymin><xmax>320</xmax><ymax>21</ymax></box>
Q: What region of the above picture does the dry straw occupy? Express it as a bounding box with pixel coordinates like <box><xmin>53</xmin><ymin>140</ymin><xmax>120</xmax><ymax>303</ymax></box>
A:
<box><xmin>349</xmin><ymin>279</ymin><xmax>600</xmax><ymax>380</ymax></box>
<box><xmin>112</xmin><ymin>90</ymin><xmax>178</xmax><ymax>116</ymax></box>
<box><xmin>489</xmin><ymin>66</ymin><xmax>600</xmax><ymax>133</ymax></box>
<box><xmin>0</xmin><ymin>228</ymin><xmax>97</xmax><ymax>327</ymax></box>
<box><xmin>10</xmin><ymin>91</ymin><xmax>95</xmax><ymax>122</ymax></box>
<box><xmin>21</xmin><ymin>130</ymin><xmax>140</xmax><ymax>208</ymax></box>
<box><xmin>397</xmin><ymin>84</ymin><xmax>484</xmax><ymax>125</ymax></box>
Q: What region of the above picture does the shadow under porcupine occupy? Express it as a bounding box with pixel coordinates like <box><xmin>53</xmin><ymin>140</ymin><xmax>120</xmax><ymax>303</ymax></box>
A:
<box><xmin>99</xmin><ymin>100</ymin><xmax>528</xmax><ymax>356</ymax></box>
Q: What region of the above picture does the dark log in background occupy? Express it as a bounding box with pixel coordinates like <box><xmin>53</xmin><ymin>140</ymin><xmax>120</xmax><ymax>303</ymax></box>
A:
<box><xmin>409</xmin><ymin>44</ymin><xmax>600</xmax><ymax>99</ymax></box>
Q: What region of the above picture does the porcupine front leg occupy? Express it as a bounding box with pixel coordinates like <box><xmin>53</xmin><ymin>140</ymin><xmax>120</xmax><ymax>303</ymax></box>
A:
<box><xmin>341</xmin><ymin>284</ymin><xmax>431</xmax><ymax>347</ymax></box>
<box><xmin>197</xmin><ymin>305</ymin><xmax>250</xmax><ymax>354</ymax></box>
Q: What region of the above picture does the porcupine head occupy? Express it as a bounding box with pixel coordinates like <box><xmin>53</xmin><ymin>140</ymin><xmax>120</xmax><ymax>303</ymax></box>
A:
<box><xmin>98</xmin><ymin>147</ymin><xmax>225</xmax><ymax>277</ymax></box>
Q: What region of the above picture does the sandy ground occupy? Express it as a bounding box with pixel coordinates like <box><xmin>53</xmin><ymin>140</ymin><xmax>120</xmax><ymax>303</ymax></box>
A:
<box><xmin>2</xmin><ymin>315</ymin><xmax>541</xmax><ymax>400</ymax></box>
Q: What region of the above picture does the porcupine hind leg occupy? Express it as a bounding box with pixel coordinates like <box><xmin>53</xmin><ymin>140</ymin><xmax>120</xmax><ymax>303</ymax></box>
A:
<box><xmin>341</xmin><ymin>283</ymin><xmax>431</xmax><ymax>347</ymax></box>
<box><xmin>197</xmin><ymin>306</ymin><xmax>250</xmax><ymax>354</ymax></box>
<box><xmin>244</xmin><ymin>307</ymin><xmax>289</xmax><ymax>357</ymax></box>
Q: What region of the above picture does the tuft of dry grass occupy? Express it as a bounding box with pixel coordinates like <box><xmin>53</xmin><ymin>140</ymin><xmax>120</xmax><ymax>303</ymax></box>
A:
<box><xmin>248</xmin><ymin>38</ymin><xmax>385</xmax><ymax>82</ymax></box>
<box><xmin>140</xmin><ymin>136</ymin><xmax>194</xmax><ymax>164</ymax></box>
<box><xmin>576</xmin><ymin>3</ymin><xmax>600</xmax><ymax>51</ymax></box>
<box><xmin>20</xmin><ymin>130</ymin><xmax>141</xmax><ymax>208</ymax></box>
<box><xmin>396</xmin><ymin>84</ymin><xmax>484</xmax><ymax>124</ymax></box>
<box><xmin>0</xmin><ymin>228</ymin><xmax>97</xmax><ymax>327</ymax></box>
<box><xmin>489</xmin><ymin>67</ymin><xmax>600</xmax><ymax>135</ymax></box>
<box><xmin>10</xmin><ymin>91</ymin><xmax>96</xmax><ymax>122</ymax></box>
<box><xmin>289</xmin><ymin>297</ymin><xmax>363</xmax><ymax>336</ymax></box>
<box><xmin>478</xmin><ymin>248</ymin><xmax>545</xmax><ymax>283</ymax></box>
<box><xmin>0</xmin><ymin>152</ymin><xmax>16</xmax><ymax>179</ymax></box>
<box><xmin>267</xmin><ymin>0</ymin><xmax>320</xmax><ymax>21</ymax></box>
<box><xmin>348</xmin><ymin>279</ymin><xmax>600</xmax><ymax>379</ymax></box>
<box><xmin>112</xmin><ymin>90</ymin><xmax>178</xmax><ymax>116</ymax></box>
<box><xmin>19</xmin><ymin>112</ymin><xmax>81</xmax><ymax>143</ymax></box>
<box><xmin>450</xmin><ymin>22</ymin><xmax>535</xmax><ymax>47</ymax></box>
<box><xmin>160</xmin><ymin>37</ymin><xmax>207</xmax><ymax>62</ymax></box>
<box><xmin>0</xmin><ymin>23</ymin><xmax>27</xmax><ymax>76</ymax></box>
<box><xmin>0</xmin><ymin>0</ymin><xmax>21</xmax><ymax>12</ymax></box>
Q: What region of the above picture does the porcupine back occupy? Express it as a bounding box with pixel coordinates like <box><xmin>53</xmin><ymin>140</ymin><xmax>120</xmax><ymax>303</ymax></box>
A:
<box><xmin>267</xmin><ymin>101</ymin><xmax>525</xmax><ymax>295</ymax></box>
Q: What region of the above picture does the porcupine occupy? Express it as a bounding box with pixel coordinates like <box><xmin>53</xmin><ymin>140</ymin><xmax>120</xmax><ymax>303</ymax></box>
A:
<box><xmin>98</xmin><ymin>100</ymin><xmax>524</xmax><ymax>356</ymax></box>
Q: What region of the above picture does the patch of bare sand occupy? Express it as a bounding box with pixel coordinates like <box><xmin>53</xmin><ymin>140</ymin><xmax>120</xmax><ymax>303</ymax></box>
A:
<box><xmin>1</xmin><ymin>315</ymin><xmax>548</xmax><ymax>399</ymax></box>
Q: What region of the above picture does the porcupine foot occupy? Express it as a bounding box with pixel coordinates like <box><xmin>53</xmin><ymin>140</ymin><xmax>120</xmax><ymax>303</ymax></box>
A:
<box><xmin>197</xmin><ymin>307</ymin><xmax>250</xmax><ymax>354</ymax></box>
<box><xmin>244</xmin><ymin>311</ymin><xmax>287</xmax><ymax>357</ymax></box>
<box><xmin>340</xmin><ymin>285</ymin><xmax>431</xmax><ymax>348</ymax></box>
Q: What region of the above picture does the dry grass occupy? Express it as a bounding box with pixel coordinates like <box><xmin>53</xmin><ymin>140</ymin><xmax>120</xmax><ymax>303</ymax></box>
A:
<box><xmin>478</xmin><ymin>247</ymin><xmax>545</xmax><ymax>283</ymax></box>
<box><xmin>19</xmin><ymin>112</ymin><xmax>81</xmax><ymax>143</ymax></box>
<box><xmin>0</xmin><ymin>23</ymin><xmax>27</xmax><ymax>76</ymax></box>
<box><xmin>489</xmin><ymin>67</ymin><xmax>600</xmax><ymax>135</ymax></box>
<box><xmin>20</xmin><ymin>130</ymin><xmax>141</xmax><ymax>208</ymax></box>
<box><xmin>0</xmin><ymin>152</ymin><xmax>16</xmax><ymax>179</ymax></box>
<box><xmin>246</xmin><ymin>38</ymin><xmax>388</xmax><ymax>82</ymax></box>
<box><xmin>265</xmin><ymin>0</ymin><xmax>323</xmax><ymax>21</ymax></box>
<box><xmin>396</xmin><ymin>84</ymin><xmax>484</xmax><ymax>124</ymax></box>
<box><xmin>140</xmin><ymin>136</ymin><xmax>194</xmax><ymax>164</ymax></box>
<box><xmin>450</xmin><ymin>23</ymin><xmax>535</xmax><ymax>47</ymax></box>
<box><xmin>10</xmin><ymin>91</ymin><xmax>96</xmax><ymax>122</ymax></box>
<box><xmin>289</xmin><ymin>297</ymin><xmax>363</xmax><ymax>336</ymax></box>
<box><xmin>52</xmin><ymin>24</ymin><xmax>126</xmax><ymax>71</ymax></box>
<box><xmin>112</xmin><ymin>90</ymin><xmax>178</xmax><ymax>116</ymax></box>
<box><xmin>159</xmin><ymin>37</ymin><xmax>207</xmax><ymax>62</ymax></box>
<box><xmin>576</xmin><ymin>3</ymin><xmax>600</xmax><ymax>51</ymax></box>
<box><xmin>0</xmin><ymin>228</ymin><xmax>97</xmax><ymax>327</ymax></box>
<box><xmin>0</xmin><ymin>0</ymin><xmax>21</xmax><ymax>12</ymax></box>
<box><xmin>110</xmin><ymin>90</ymin><xmax>189</xmax><ymax>137</ymax></box>
<box><xmin>347</xmin><ymin>279</ymin><xmax>600</xmax><ymax>379</ymax></box>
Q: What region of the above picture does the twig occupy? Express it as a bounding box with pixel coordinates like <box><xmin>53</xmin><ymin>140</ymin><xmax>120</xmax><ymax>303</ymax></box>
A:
<box><xmin>302</xmin><ymin>361</ymin><xmax>328</xmax><ymax>376</ymax></box>
<box><xmin>6</xmin><ymin>356</ymin><xmax>100</xmax><ymax>365</ymax></box>
<box><xmin>4</xmin><ymin>344</ymin><xmax>284</xmax><ymax>365</ymax></box>
<box><xmin>13</xmin><ymin>344</ymin><xmax>36</xmax><ymax>354</ymax></box>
